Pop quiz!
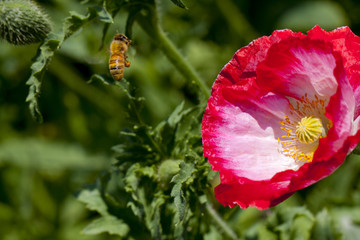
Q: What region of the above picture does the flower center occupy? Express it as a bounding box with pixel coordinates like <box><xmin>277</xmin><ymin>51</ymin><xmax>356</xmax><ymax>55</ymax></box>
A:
<box><xmin>295</xmin><ymin>116</ymin><xmax>324</xmax><ymax>144</ymax></box>
<box><xmin>278</xmin><ymin>94</ymin><xmax>331</xmax><ymax>162</ymax></box>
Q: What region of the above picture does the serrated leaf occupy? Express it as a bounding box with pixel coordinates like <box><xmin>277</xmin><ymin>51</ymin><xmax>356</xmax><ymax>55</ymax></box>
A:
<box><xmin>95</xmin><ymin>2</ymin><xmax>113</xmax><ymax>23</ymax></box>
<box><xmin>154</xmin><ymin>101</ymin><xmax>198</xmax><ymax>157</ymax></box>
<box><xmin>27</xmin><ymin>6</ymin><xmax>113</xmax><ymax>121</ymax></box>
<box><xmin>171</xmin><ymin>162</ymin><xmax>195</xmax><ymax>222</ymax></box>
<box><xmin>82</xmin><ymin>215</ymin><xmax>129</xmax><ymax>237</ymax></box>
<box><xmin>77</xmin><ymin>189</ymin><xmax>108</xmax><ymax>216</ymax></box>
<box><xmin>170</xmin><ymin>0</ymin><xmax>188</xmax><ymax>9</ymax></box>
<box><xmin>63</xmin><ymin>10</ymin><xmax>97</xmax><ymax>40</ymax></box>
<box><xmin>168</xmin><ymin>101</ymin><xmax>186</xmax><ymax>127</ymax></box>
<box><xmin>124</xmin><ymin>163</ymin><xmax>157</xmax><ymax>195</ymax></box>
<box><xmin>116</xmin><ymin>79</ymin><xmax>146</xmax><ymax>124</ymax></box>
<box><xmin>155</xmin><ymin>120</ymin><xmax>177</xmax><ymax>157</ymax></box>
<box><xmin>173</xmin><ymin>105</ymin><xmax>203</xmax><ymax>147</ymax></box>
<box><xmin>89</xmin><ymin>73</ymin><xmax>115</xmax><ymax>85</ymax></box>
<box><xmin>112</xmin><ymin>142</ymin><xmax>153</xmax><ymax>165</ymax></box>
<box><xmin>146</xmin><ymin>196</ymin><xmax>165</xmax><ymax>239</ymax></box>
<box><xmin>112</xmin><ymin>79</ymin><xmax>167</xmax><ymax>160</ymax></box>
<box><xmin>26</xmin><ymin>36</ymin><xmax>60</xmax><ymax>122</ymax></box>
<box><xmin>123</xmin><ymin>163</ymin><xmax>164</xmax><ymax>238</ymax></box>
<box><xmin>64</xmin><ymin>5</ymin><xmax>114</xmax><ymax>39</ymax></box>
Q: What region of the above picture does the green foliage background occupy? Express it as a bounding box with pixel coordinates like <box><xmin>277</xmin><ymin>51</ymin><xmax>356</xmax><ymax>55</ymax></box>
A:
<box><xmin>1</xmin><ymin>0</ymin><xmax>360</xmax><ymax>239</ymax></box>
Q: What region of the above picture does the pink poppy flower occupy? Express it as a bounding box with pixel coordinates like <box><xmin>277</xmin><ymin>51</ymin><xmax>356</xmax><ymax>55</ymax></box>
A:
<box><xmin>202</xmin><ymin>26</ymin><xmax>360</xmax><ymax>209</ymax></box>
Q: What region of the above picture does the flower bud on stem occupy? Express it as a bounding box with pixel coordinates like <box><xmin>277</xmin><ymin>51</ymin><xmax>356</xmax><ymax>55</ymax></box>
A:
<box><xmin>0</xmin><ymin>0</ymin><xmax>51</xmax><ymax>45</ymax></box>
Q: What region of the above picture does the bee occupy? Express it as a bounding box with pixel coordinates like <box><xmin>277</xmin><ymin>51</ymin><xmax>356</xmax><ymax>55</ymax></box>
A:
<box><xmin>109</xmin><ymin>33</ymin><xmax>131</xmax><ymax>81</ymax></box>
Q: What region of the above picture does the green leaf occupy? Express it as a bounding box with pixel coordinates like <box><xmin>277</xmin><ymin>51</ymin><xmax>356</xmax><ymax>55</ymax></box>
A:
<box><xmin>236</xmin><ymin>208</ymin><xmax>263</xmax><ymax>233</ymax></box>
<box><xmin>146</xmin><ymin>196</ymin><xmax>165</xmax><ymax>239</ymax></box>
<box><xmin>204</xmin><ymin>226</ymin><xmax>223</xmax><ymax>240</ymax></box>
<box><xmin>64</xmin><ymin>5</ymin><xmax>115</xmax><ymax>39</ymax></box>
<box><xmin>105</xmin><ymin>0</ymin><xmax>128</xmax><ymax>13</ymax></box>
<box><xmin>167</xmin><ymin>101</ymin><xmax>186</xmax><ymax>127</ymax></box>
<box><xmin>173</xmin><ymin>105</ymin><xmax>203</xmax><ymax>146</ymax></box>
<box><xmin>305</xmin><ymin>154</ymin><xmax>360</xmax><ymax>210</ymax></box>
<box><xmin>312</xmin><ymin>209</ymin><xmax>337</xmax><ymax>240</ymax></box>
<box><xmin>258</xmin><ymin>224</ymin><xmax>277</xmax><ymax>240</ymax></box>
<box><xmin>330</xmin><ymin>207</ymin><xmax>360</xmax><ymax>240</ymax></box>
<box><xmin>171</xmin><ymin>162</ymin><xmax>195</xmax><ymax>222</ymax></box>
<box><xmin>63</xmin><ymin>10</ymin><xmax>97</xmax><ymax>40</ymax></box>
<box><xmin>123</xmin><ymin>163</ymin><xmax>164</xmax><ymax>238</ymax></box>
<box><xmin>115</xmin><ymin>79</ymin><xmax>146</xmax><ymax>125</ymax></box>
<box><xmin>169</xmin><ymin>0</ymin><xmax>188</xmax><ymax>9</ymax></box>
<box><xmin>154</xmin><ymin>101</ymin><xmax>202</xmax><ymax>157</ymax></box>
<box><xmin>158</xmin><ymin>159</ymin><xmax>181</xmax><ymax>185</ymax></box>
<box><xmin>26</xmin><ymin>35</ymin><xmax>60</xmax><ymax>122</ymax></box>
<box><xmin>26</xmin><ymin>6</ymin><xmax>114</xmax><ymax>121</ymax></box>
<box><xmin>95</xmin><ymin>3</ymin><xmax>113</xmax><ymax>23</ymax></box>
<box><xmin>89</xmin><ymin>73</ymin><xmax>115</xmax><ymax>85</ymax></box>
<box><xmin>112</xmin><ymin>141</ymin><xmax>153</xmax><ymax>165</ymax></box>
<box><xmin>0</xmin><ymin>138</ymin><xmax>107</xmax><ymax>170</ymax></box>
<box><xmin>275</xmin><ymin>206</ymin><xmax>314</xmax><ymax>240</ymax></box>
<box><xmin>124</xmin><ymin>163</ymin><xmax>157</xmax><ymax>197</ymax></box>
<box><xmin>82</xmin><ymin>215</ymin><xmax>130</xmax><ymax>237</ymax></box>
<box><xmin>77</xmin><ymin>189</ymin><xmax>108</xmax><ymax>216</ymax></box>
<box><xmin>290</xmin><ymin>215</ymin><xmax>314</xmax><ymax>240</ymax></box>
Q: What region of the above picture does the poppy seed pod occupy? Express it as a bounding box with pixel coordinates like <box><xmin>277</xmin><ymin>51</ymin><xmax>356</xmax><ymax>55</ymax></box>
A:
<box><xmin>158</xmin><ymin>159</ymin><xmax>181</xmax><ymax>188</ymax></box>
<box><xmin>0</xmin><ymin>0</ymin><xmax>51</xmax><ymax>45</ymax></box>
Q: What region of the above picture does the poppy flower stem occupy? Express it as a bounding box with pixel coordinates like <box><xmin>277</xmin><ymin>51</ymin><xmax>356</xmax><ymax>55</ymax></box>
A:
<box><xmin>205</xmin><ymin>202</ymin><xmax>238</xmax><ymax>240</ymax></box>
<box><xmin>135</xmin><ymin>5</ymin><xmax>211</xmax><ymax>100</ymax></box>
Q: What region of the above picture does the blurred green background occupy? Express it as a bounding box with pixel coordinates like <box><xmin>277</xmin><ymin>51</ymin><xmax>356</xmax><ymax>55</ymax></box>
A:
<box><xmin>1</xmin><ymin>0</ymin><xmax>360</xmax><ymax>239</ymax></box>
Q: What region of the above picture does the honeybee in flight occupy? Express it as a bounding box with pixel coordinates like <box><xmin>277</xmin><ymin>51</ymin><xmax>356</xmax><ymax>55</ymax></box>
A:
<box><xmin>109</xmin><ymin>33</ymin><xmax>131</xmax><ymax>81</ymax></box>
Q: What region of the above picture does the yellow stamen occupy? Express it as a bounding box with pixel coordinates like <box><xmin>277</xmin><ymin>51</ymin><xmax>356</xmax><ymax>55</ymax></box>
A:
<box><xmin>278</xmin><ymin>95</ymin><xmax>331</xmax><ymax>163</ymax></box>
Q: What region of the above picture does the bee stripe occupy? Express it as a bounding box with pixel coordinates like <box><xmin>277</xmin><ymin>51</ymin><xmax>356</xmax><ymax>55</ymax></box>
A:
<box><xmin>109</xmin><ymin>33</ymin><xmax>131</xmax><ymax>81</ymax></box>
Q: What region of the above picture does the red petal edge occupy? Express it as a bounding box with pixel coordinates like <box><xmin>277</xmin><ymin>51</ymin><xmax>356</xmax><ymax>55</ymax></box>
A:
<box><xmin>308</xmin><ymin>26</ymin><xmax>360</xmax><ymax>118</ymax></box>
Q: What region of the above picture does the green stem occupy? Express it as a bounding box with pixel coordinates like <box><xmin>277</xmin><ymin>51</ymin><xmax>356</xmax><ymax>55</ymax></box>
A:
<box><xmin>136</xmin><ymin>7</ymin><xmax>211</xmax><ymax>100</ymax></box>
<box><xmin>205</xmin><ymin>202</ymin><xmax>238</xmax><ymax>240</ymax></box>
<box><xmin>156</xmin><ymin>26</ymin><xmax>210</xmax><ymax>99</ymax></box>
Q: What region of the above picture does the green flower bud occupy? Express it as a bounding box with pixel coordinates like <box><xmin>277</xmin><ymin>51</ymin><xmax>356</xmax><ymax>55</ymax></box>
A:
<box><xmin>158</xmin><ymin>159</ymin><xmax>181</xmax><ymax>188</ymax></box>
<box><xmin>0</xmin><ymin>0</ymin><xmax>51</xmax><ymax>45</ymax></box>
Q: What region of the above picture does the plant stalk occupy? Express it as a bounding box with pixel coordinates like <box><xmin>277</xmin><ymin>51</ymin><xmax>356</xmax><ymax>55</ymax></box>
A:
<box><xmin>205</xmin><ymin>202</ymin><xmax>238</xmax><ymax>240</ymax></box>
<box><xmin>136</xmin><ymin>7</ymin><xmax>211</xmax><ymax>100</ymax></box>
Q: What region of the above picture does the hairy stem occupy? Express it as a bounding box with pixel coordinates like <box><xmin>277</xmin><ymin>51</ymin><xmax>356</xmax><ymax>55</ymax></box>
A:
<box><xmin>205</xmin><ymin>202</ymin><xmax>238</xmax><ymax>240</ymax></box>
<box><xmin>136</xmin><ymin>7</ymin><xmax>210</xmax><ymax>100</ymax></box>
